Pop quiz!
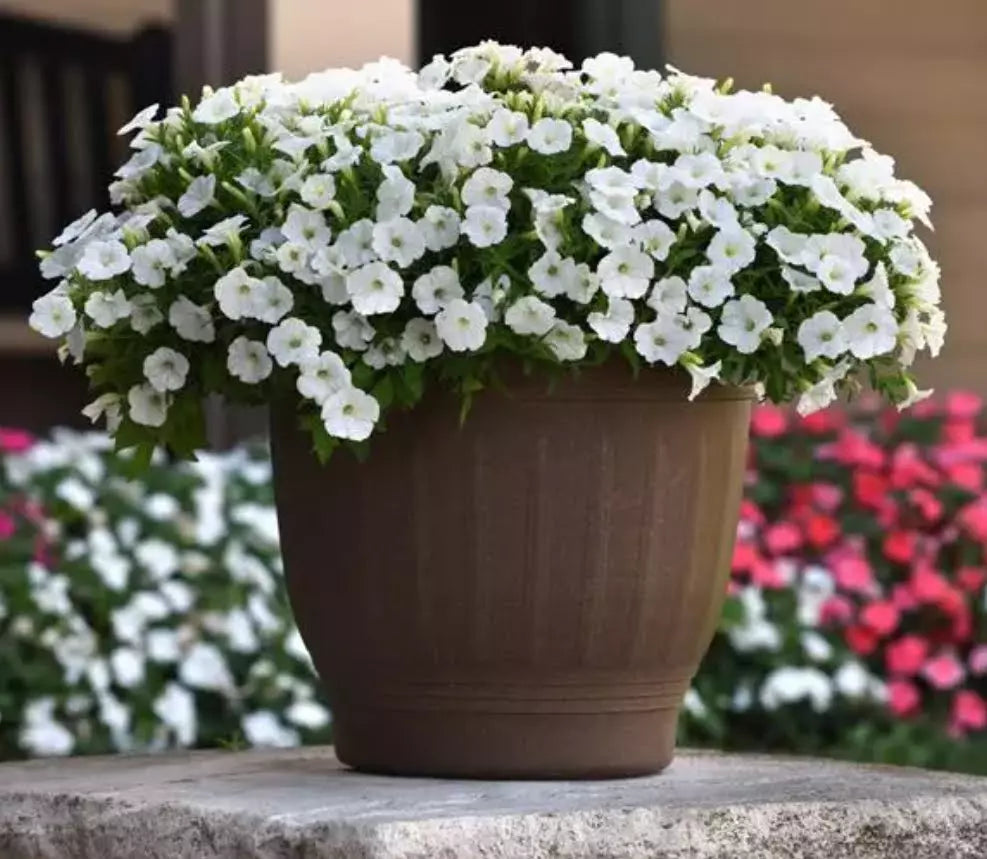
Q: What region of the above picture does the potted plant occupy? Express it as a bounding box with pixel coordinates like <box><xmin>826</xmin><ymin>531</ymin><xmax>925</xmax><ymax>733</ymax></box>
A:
<box><xmin>31</xmin><ymin>42</ymin><xmax>944</xmax><ymax>778</ymax></box>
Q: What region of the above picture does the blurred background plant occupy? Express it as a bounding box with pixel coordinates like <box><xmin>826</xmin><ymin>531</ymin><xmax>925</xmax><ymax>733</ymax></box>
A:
<box><xmin>1</xmin><ymin>392</ymin><xmax>986</xmax><ymax>771</ymax></box>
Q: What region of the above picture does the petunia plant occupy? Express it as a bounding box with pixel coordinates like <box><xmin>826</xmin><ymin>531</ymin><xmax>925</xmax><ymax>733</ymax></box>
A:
<box><xmin>30</xmin><ymin>43</ymin><xmax>945</xmax><ymax>461</ymax></box>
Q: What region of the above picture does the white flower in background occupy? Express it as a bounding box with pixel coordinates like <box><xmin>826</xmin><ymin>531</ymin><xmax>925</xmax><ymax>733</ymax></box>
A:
<box><xmin>30</xmin><ymin>292</ymin><xmax>76</xmax><ymax>337</ymax></box>
<box><xmin>401</xmin><ymin>318</ymin><xmax>444</xmax><ymax>362</ymax></box>
<box><xmin>169</xmin><ymin>296</ymin><xmax>215</xmax><ymax>342</ymax></box>
<box><xmin>505</xmin><ymin>296</ymin><xmax>557</xmax><ymax>337</ymax></box>
<box><xmin>706</xmin><ymin>227</ymin><xmax>756</xmax><ymax>274</ymax></box>
<box><xmin>598</xmin><ymin>246</ymin><xmax>653</xmax><ymax>299</ymax></box>
<box><xmin>299</xmin><ymin>173</ymin><xmax>337</xmax><ymax>209</ymax></box>
<box><xmin>461</xmin><ymin>167</ymin><xmax>513</xmax><ymax>211</ymax></box>
<box><xmin>20</xmin><ymin>699</ymin><xmax>74</xmax><ymax>757</ymax></box>
<box><xmin>296</xmin><ymin>351</ymin><xmax>351</xmax><ymax>404</ymax></box>
<box><xmin>634</xmin><ymin>316</ymin><xmax>690</xmax><ymax>365</ymax></box>
<box><xmin>419</xmin><ymin>205</ymin><xmax>461</xmax><ymax>251</ymax></box>
<box><xmin>143</xmin><ymin>347</ymin><xmax>189</xmax><ymax>392</ymax></box>
<box><xmin>435</xmin><ymin>298</ymin><xmax>488</xmax><ymax>351</ymax></box>
<box><xmin>85</xmin><ymin>289</ymin><xmax>131</xmax><ymax>328</ymax></box>
<box><xmin>282</xmin><ymin>204</ymin><xmax>332</xmax><ymax>250</ymax></box>
<box><xmin>372</xmin><ymin>217</ymin><xmax>426</xmax><ymax>267</ymax></box>
<box><xmin>110</xmin><ymin>647</ymin><xmax>146</xmax><ymax>688</ymax></box>
<box><xmin>227</xmin><ymin>336</ymin><xmax>273</xmax><ymax>384</ymax></box>
<box><xmin>153</xmin><ymin>683</ymin><xmax>197</xmax><ymax>746</ymax></box>
<box><xmin>760</xmin><ymin>667</ymin><xmax>833</xmax><ymax>712</ymax></box>
<box><xmin>687</xmin><ymin>265</ymin><xmax>734</xmax><ymax>308</ymax></box>
<box><xmin>286</xmin><ymin>700</ymin><xmax>331</xmax><ymax>730</ymax></box>
<box><xmin>528</xmin><ymin>118</ymin><xmax>573</xmax><ymax>154</ymax></box>
<box><xmin>718</xmin><ymin>295</ymin><xmax>773</xmax><ymax>354</ymax></box>
<box><xmin>462</xmin><ymin>205</ymin><xmax>508</xmax><ymax>247</ymax></box>
<box><xmin>215</xmin><ymin>267</ymin><xmax>262</xmax><ymax>320</ymax></box>
<box><xmin>544</xmin><ymin>320</ymin><xmax>587</xmax><ymax>361</ymax></box>
<box><xmin>56</xmin><ymin>477</ymin><xmax>94</xmax><ymax>511</ymax></box>
<box><xmin>127</xmin><ymin>384</ymin><xmax>168</xmax><ymax>427</ymax></box>
<box><xmin>647</xmin><ymin>276</ymin><xmax>688</xmax><ymax>315</ymax></box>
<box><xmin>242</xmin><ymin>711</ymin><xmax>299</xmax><ymax>748</ymax></box>
<box><xmin>844</xmin><ymin>303</ymin><xmax>898</xmax><ymax>359</ymax></box>
<box><xmin>192</xmin><ymin>87</ymin><xmax>239</xmax><ymax>124</ymax></box>
<box><xmin>801</xmin><ymin>631</ymin><xmax>834</xmax><ymax>662</ymax></box>
<box><xmin>376</xmin><ymin>164</ymin><xmax>416</xmax><ymax>220</ymax></box>
<box><xmin>179</xmin><ymin>642</ymin><xmax>234</xmax><ymax>692</ymax></box>
<box><xmin>332</xmin><ymin>310</ymin><xmax>375</xmax><ymax>351</ymax></box>
<box><xmin>797</xmin><ymin>311</ymin><xmax>848</xmax><ymax>362</ymax></box>
<box><xmin>347</xmin><ymin>261</ymin><xmax>404</xmax><ymax>315</ymax></box>
<box><xmin>588</xmin><ymin>297</ymin><xmax>634</xmax><ymax>343</ymax></box>
<box><xmin>131</xmin><ymin>239</ymin><xmax>177</xmax><ymax>288</ymax></box>
<box><xmin>487</xmin><ymin>108</ymin><xmax>529</xmax><ymax>146</ymax></box>
<box><xmin>135</xmin><ymin>539</ymin><xmax>180</xmax><ymax>579</ymax></box>
<box><xmin>582</xmin><ymin>117</ymin><xmax>625</xmax><ymax>156</ymax></box>
<box><xmin>266</xmin><ymin>318</ymin><xmax>322</xmax><ymax>367</ymax></box>
<box><xmin>177</xmin><ymin>175</ymin><xmax>216</xmax><ymax>217</ymax></box>
<box><xmin>321</xmin><ymin>387</ymin><xmax>380</xmax><ymax>441</ymax></box>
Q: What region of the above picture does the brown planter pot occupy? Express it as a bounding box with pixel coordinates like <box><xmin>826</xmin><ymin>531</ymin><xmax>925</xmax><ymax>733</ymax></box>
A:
<box><xmin>271</xmin><ymin>364</ymin><xmax>752</xmax><ymax>778</ymax></box>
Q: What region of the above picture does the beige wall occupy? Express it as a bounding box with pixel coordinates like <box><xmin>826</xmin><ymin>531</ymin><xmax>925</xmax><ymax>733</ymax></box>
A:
<box><xmin>0</xmin><ymin>0</ymin><xmax>170</xmax><ymax>31</ymax></box>
<box><xmin>665</xmin><ymin>0</ymin><xmax>987</xmax><ymax>392</ymax></box>
<box><xmin>268</xmin><ymin>0</ymin><xmax>414</xmax><ymax>80</ymax></box>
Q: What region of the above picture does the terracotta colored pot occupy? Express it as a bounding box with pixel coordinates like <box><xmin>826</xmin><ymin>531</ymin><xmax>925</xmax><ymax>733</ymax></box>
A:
<box><xmin>271</xmin><ymin>364</ymin><xmax>752</xmax><ymax>778</ymax></box>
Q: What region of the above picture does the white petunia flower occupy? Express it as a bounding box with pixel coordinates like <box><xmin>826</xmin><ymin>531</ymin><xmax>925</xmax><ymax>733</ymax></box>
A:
<box><xmin>582</xmin><ymin>117</ymin><xmax>625</xmax><ymax>156</ymax></box>
<box><xmin>452</xmin><ymin>122</ymin><xmax>493</xmax><ymax>168</ymax></box>
<box><xmin>347</xmin><ymin>261</ymin><xmax>404</xmax><ymax>315</ymax></box>
<box><xmin>299</xmin><ymin>173</ymin><xmax>337</xmax><ymax>209</ymax></box>
<box><xmin>130</xmin><ymin>239</ymin><xmax>176</xmax><ymax>288</ymax></box>
<box><xmin>52</xmin><ymin>208</ymin><xmax>97</xmax><ymax>246</ymax></box>
<box><xmin>684</xmin><ymin>360</ymin><xmax>722</xmax><ymax>400</ymax></box>
<box><xmin>706</xmin><ymin>226</ymin><xmax>756</xmax><ymax>274</ymax></box>
<box><xmin>376</xmin><ymin>164</ymin><xmax>416</xmax><ymax>220</ymax></box>
<box><xmin>530</xmin><ymin>250</ymin><xmax>578</xmax><ymax>298</ymax></box>
<box><xmin>177</xmin><ymin>175</ymin><xmax>216</xmax><ymax>217</ymax></box>
<box><xmin>253</xmin><ymin>276</ymin><xmax>294</xmax><ymax>324</ymax></box>
<box><xmin>30</xmin><ymin>292</ymin><xmax>76</xmax><ymax>337</ymax></box>
<box><xmin>282</xmin><ymin>204</ymin><xmax>331</xmax><ymax>250</ymax></box>
<box><xmin>544</xmin><ymin>320</ymin><xmax>587</xmax><ymax>361</ymax></box>
<box><xmin>858</xmin><ymin>262</ymin><xmax>895</xmax><ymax>308</ymax></box>
<box><xmin>634</xmin><ymin>220</ymin><xmax>676</xmax><ymax>261</ymax></box>
<box><xmin>647</xmin><ymin>276</ymin><xmax>688</xmax><ymax>315</ymax></box>
<box><xmin>461</xmin><ymin>167</ymin><xmax>513</xmax><ymax>211</ymax></box>
<box><xmin>435</xmin><ymin>298</ymin><xmax>488</xmax><ymax>351</ymax></box>
<box><xmin>77</xmin><ymin>240</ymin><xmax>131</xmax><ymax>280</ymax></box>
<box><xmin>486</xmin><ymin>108</ymin><xmax>529</xmax><ymax>146</ymax></box>
<box><xmin>215</xmin><ymin>266</ymin><xmax>262</xmax><ymax>320</ymax></box>
<box><xmin>296</xmin><ymin>351</ymin><xmax>351</xmax><ymax>404</ymax></box>
<box><xmin>192</xmin><ymin>87</ymin><xmax>240</xmax><ymax>124</ymax></box>
<box><xmin>897</xmin><ymin>378</ymin><xmax>934</xmax><ymax>410</ymax></box>
<box><xmin>527</xmin><ymin>118</ymin><xmax>573</xmax><ymax>154</ymax></box>
<box><xmin>718</xmin><ymin>295</ymin><xmax>773</xmax><ymax>354</ymax></box>
<box><xmin>588</xmin><ymin>297</ymin><xmax>634</xmax><ymax>342</ymax></box>
<box><xmin>797</xmin><ymin>311</ymin><xmax>848</xmax><ymax>362</ymax></box>
<box><xmin>698</xmin><ymin>190</ymin><xmax>740</xmax><ymax>230</ymax></box>
<box><xmin>816</xmin><ymin>253</ymin><xmax>859</xmax><ymax>295</ymax></box>
<box><xmin>505</xmin><ymin>295</ymin><xmax>557</xmax><ymax>336</ymax></box>
<box><xmin>332</xmin><ymin>310</ymin><xmax>375</xmax><ymax>351</ymax></box>
<box><xmin>168</xmin><ymin>296</ymin><xmax>215</xmax><ymax>342</ymax></box>
<box><xmin>655</xmin><ymin>181</ymin><xmax>699</xmax><ymax>220</ymax></box>
<box><xmin>372</xmin><ymin>217</ymin><xmax>426</xmax><ymax>267</ymax></box>
<box><xmin>674</xmin><ymin>152</ymin><xmax>725</xmax><ymax>189</ymax></box>
<box><xmin>321</xmin><ymin>386</ymin><xmax>380</xmax><ymax>441</ymax></box>
<box><xmin>143</xmin><ymin>347</ymin><xmax>190</xmax><ymax>392</ymax></box>
<box><xmin>567</xmin><ymin>263</ymin><xmax>601</xmax><ymax>304</ymax></box>
<box><xmin>227</xmin><ymin>336</ymin><xmax>273</xmax><ymax>384</ymax></box>
<box><xmin>118</xmin><ymin>103</ymin><xmax>159</xmax><ymax>136</ymax></box>
<box><xmin>844</xmin><ymin>302</ymin><xmax>898</xmax><ymax>359</ymax></box>
<box><xmin>412</xmin><ymin>265</ymin><xmax>464</xmax><ymax>314</ymax></box>
<box><xmin>127</xmin><ymin>384</ymin><xmax>168</xmax><ymax>427</ymax></box>
<box><xmin>687</xmin><ymin>265</ymin><xmax>734</xmax><ymax>308</ymax></box>
<box><xmin>797</xmin><ymin>362</ymin><xmax>851</xmax><ymax>416</ymax></box>
<box><xmin>598</xmin><ymin>246</ymin><xmax>654</xmax><ymax>298</ymax></box>
<box><xmin>634</xmin><ymin>316</ymin><xmax>690</xmax><ymax>365</ymax></box>
<box><xmin>461</xmin><ymin>205</ymin><xmax>508</xmax><ymax>247</ymax></box>
<box><xmin>362</xmin><ymin>336</ymin><xmax>405</xmax><ymax>369</ymax></box>
<box><xmin>401</xmin><ymin>318</ymin><xmax>444</xmax><ymax>361</ymax></box>
<box><xmin>583</xmin><ymin>212</ymin><xmax>634</xmax><ymax>250</ymax></box>
<box><xmin>82</xmin><ymin>393</ymin><xmax>122</xmax><ymax>430</ymax></box>
<box><xmin>266</xmin><ymin>318</ymin><xmax>322</xmax><ymax>367</ymax></box>
<box><xmin>85</xmin><ymin>289</ymin><xmax>132</xmax><ymax>328</ymax></box>
<box><xmin>370</xmin><ymin>128</ymin><xmax>425</xmax><ymax>164</ymax></box>
<box><xmin>334</xmin><ymin>219</ymin><xmax>377</xmax><ymax>268</ymax></box>
<box><xmin>198</xmin><ymin>214</ymin><xmax>249</xmax><ymax>247</ymax></box>
<box><xmin>419</xmin><ymin>205</ymin><xmax>461</xmax><ymax>251</ymax></box>
<box><xmin>781</xmin><ymin>266</ymin><xmax>822</xmax><ymax>293</ymax></box>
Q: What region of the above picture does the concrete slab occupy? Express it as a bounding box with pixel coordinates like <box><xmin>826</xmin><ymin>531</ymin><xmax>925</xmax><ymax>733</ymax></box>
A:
<box><xmin>1</xmin><ymin>747</ymin><xmax>986</xmax><ymax>857</ymax></box>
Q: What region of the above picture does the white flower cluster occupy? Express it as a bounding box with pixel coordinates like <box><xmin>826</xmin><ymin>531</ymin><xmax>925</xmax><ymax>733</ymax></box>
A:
<box><xmin>32</xmin><ymin>43</ymin><xmax>943</xmax><ymax>455</ymax></box>
<box><xmin>0</xmin><ymin>431</ymin><xmax>328</xmax><ymax>758</ymax></box>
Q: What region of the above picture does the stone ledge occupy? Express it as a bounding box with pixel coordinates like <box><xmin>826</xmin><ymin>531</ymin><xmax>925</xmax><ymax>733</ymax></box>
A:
<box><xmin>0</xmin><ymin>747</ymin><xmax>985</xmax><ymax>858</ymax></box>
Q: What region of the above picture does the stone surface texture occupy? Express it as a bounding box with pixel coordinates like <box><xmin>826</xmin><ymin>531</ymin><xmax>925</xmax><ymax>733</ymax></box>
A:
<box><xmin>0</xmin><ymin>747</ymin><xmax>985</xmax><ymax>858</ymax></box>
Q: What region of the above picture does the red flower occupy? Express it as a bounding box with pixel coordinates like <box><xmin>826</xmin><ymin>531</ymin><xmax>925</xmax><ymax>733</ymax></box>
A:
<box><xmin>833</xmin><ymin>556</ymin><xmax>875</xmax><ymax>594</ymax></box>
<box><xmin>853</xmin><ymin>471</ymin><xmax>889</xmax><ymax>510</ymax></box>
<box><xmin>739</xmin><ymin>498</ymin><xmax>765</xmax><ymax>526</ymax></box>
<box><xmin>908</xmin><ymin>489</ymin><xmax>943</xmax><ymax>524</ymax></box>
<box><xmin>958</xmin><ymin>498</ymin><xmax>987</xmax><ymax>541</ymax></box>
<box><xmin>969</xmin><ymin>645</ymin><xmax>987</xmax><ymax>675</ymax></box>
<box><xmin>885</xmin><ymin>636</ymin><xmax>928</xmax><ymax>676</ymax></box>
<box><xmin>957</xmin><ymin>567</ymin><xmax>987</xmax><ymax>593</ymax></box>
<box><xmin>951</xmin><ymin>691</ymin><xmax>987</xmax><ymax>732</ymax></box>
<box><xmin>923</xmin><ymin>652</ymin><xmax>965</xmax><ymax>690</ymax></box>
<box><xmin>805</xmin><ymin>514</ymin><xmax>839</xmax><ymax>549</ymax></box>
<box><xmin>731</xmin><ymin>541</ymin><xmax>759</xmax><ymax>573</ymax></box>
<box><xmin>799</xmin><ymin>408</ymin><xmax>844</xmax><ymax>435</ymax></box>
<box><xmin>946</xmin><ymin>391</ymin><xmax>982</xmax><ymax>420</ymax></box>
<box><xmin>750</xmin><ymin>405</ymin><xmax>788</xmax><ymax>438</ymax></box>
<box><xmin>883</xmin><ymin>531</ymin><xmax>916</xmax><ymax>564</ymax></box>
<box><xmin>845</xmin><ymin>624</ymin><xmax>879</xmax><ymax>655</ymax></box>
<box><xmin>810</xmin><ymin>483</ymin><xmax>843</xmax><ymax>512</ymax></box>
<box><xmin>0</xmin><ymin>428</ymin><xmax>33</xmax><ymax>453</ymax></box>
<box><xmin>0</xmin><ymin>511</ymin><xmax>14</xmax><ymax>541</ymax></box>
<box><xmin>820</xmin><ymin>595</ymin><xmax>854</xmax><ymax>625</ymax></box>
<box><xmin>860</xmin><ymin>600</ymin><xmax>899</xmax><ymax>637</ymax></box>
<box><xmin>887</xmin><ymin>679</ymin><xmax>921</xmax><ymax>717</ymax></box>
<box><xmin>764</xmin><ymin>522</ymin><xmax>802</xmax><ymax>555</ymax></box>
<box><xmin>909</xmin><ymin>566</ymin><xmax>950</xmax><ymax>603</ymax></box>
<box><xmin>944</xmin><ymin>462</ymin><xmax>983</xmax><ymax>493</ymax></box>
<box><xmin>827</xmin><ymin>430</ymin><xmax>886</xmax><ymax>469</ymax></box>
